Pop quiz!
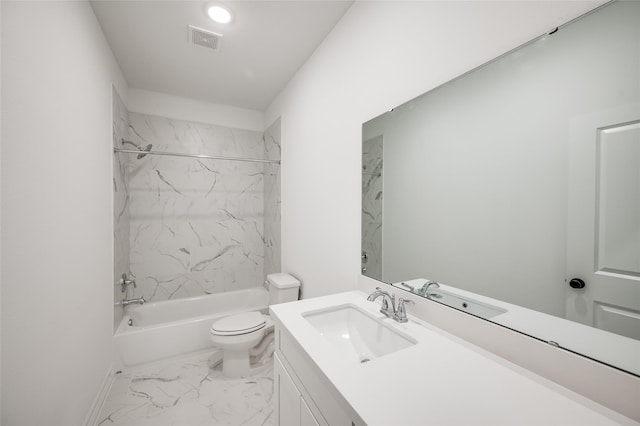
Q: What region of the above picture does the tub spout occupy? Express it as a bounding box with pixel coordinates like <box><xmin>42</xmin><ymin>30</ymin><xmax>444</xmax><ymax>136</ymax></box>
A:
<box><xmin>122</xmin><ymin>297</ymin><xmax>146</xmax><ymax>307</ymax></box>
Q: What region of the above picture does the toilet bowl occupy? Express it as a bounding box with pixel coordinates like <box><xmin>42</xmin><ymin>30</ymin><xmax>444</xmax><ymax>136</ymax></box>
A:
<box><xmin>209</xmin><ymin>273</ymin><xmax>300</xmax><ymax>377</ymax></box>
<box><xmin>209</xmin><ymin>311</ymin><xmax>269</xmax><ymax>377</ymax></box>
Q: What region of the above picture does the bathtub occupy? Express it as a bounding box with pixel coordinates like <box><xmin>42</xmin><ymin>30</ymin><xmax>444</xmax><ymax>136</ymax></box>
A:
<box><xmin>114</xmin><ymin>287</ymin><xmax>269</xmax><ymax>368</ymax></box>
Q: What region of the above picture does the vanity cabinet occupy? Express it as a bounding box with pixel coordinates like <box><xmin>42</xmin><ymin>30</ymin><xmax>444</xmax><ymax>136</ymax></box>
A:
<box><xmin>274</xmin><ymin>354</ymin><xmax>319</xmax><ymax>426</ymax></box>
<box><xmin>273</xmin><ymin>322</ymin><xmax>364</xmax><ymax>426</ymax></box>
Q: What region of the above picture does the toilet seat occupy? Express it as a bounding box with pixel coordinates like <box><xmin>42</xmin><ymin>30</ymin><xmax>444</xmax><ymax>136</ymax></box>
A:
<box><xmin>210</xmin><ymin>312</ymin><xmax>266</xmax><ymax>336</ymax></box>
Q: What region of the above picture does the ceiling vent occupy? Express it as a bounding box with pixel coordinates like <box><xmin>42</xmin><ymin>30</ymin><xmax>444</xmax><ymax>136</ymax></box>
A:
<box><xmin>189</xmin><ymin>25</ymin><xmax>222</xmax><ymax>51</ymax></box>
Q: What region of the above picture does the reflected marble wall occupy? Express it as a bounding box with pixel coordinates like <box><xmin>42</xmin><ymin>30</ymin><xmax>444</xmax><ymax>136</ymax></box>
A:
<box><xmin>264</xmin><ymin>118</ymin><xmax>281</xmax><ymax>277</ymax></box>
<box><xmin>112</xmin><ymin>88</ymin><xmax>131</xmax><ymax>331</ymax></box>
<box><xmin>362</xmin><ymin>135</ymin><xmax>383</xmax><ymax>280</ymax></box>
<box><xmin>126</xmin><ymin>113</ymin><xmax>268</xmax><ymax>302</ymax></box>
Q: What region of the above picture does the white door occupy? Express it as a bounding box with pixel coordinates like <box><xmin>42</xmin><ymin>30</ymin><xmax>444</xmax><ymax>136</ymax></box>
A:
<box><xmin>566</xmin><ymin>104</ymin><xmax>640</xmax><ymax>340</ymax></box>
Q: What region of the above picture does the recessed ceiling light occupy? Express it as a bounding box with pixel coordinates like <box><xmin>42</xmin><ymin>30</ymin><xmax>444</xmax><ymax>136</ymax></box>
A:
<box><xmin>207</xmin><ymin>3</ymin><xmax>233</xmax><ymax>24</ymax></box>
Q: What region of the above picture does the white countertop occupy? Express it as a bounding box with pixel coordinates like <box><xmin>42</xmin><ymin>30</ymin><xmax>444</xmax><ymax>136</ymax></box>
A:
<box><xmin>270</xmin><ymin>291</ymin><xmax>638</xmax><ymax>426</ymax></box>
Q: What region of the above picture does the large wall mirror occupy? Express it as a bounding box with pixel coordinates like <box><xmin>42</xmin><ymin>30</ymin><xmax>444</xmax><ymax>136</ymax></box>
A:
<box><xmin>362</xmin><ymin>0</ymin><xmax>640</xmax><ymax>377</ymax></box>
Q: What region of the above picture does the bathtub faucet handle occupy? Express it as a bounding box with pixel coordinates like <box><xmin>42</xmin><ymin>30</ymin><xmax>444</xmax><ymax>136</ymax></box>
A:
<box><xmin>120</xmin><ymin>273</ymin><xmax>137</xmax><ymax>293</ymax></box>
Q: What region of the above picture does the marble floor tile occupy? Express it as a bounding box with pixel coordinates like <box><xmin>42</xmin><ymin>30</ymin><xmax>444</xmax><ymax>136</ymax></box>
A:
<box><xmin>97</xmin><ymin>351</ymin><xmax>275</xmax><ymax>426</ymax></box>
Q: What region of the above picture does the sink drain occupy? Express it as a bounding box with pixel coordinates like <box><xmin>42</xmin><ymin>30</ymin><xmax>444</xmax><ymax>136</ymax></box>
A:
<box><xmin>360</xmin><ymin>357</ymin><xmax>371</xmax><ymax>364</ymax></box>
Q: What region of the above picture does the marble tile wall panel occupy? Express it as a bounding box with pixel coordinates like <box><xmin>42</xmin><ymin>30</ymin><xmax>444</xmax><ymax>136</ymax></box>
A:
<box><xmin>263</xmin><ymin>118</ymin><xmax>282</xmax><ymax>278</ymax></box>
<box><xmin>113</xmin><ymin>88</ymin><xmax>131</xmax><ymax>331</ymax></box>
<box><xmin>362</xmin><ymin>135</ymin><xmax>383</xmax><ymax>281</ymax></box>
<box><xmin>127</xmin><ymin>113</ymin><xmax>266</xmax><ymax>302</ymax></box>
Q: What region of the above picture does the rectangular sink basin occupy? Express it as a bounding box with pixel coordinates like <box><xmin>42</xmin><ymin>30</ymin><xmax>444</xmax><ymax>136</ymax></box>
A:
<box><xmin>428</xmin><ymin>291</ymin><xmax>507</xmax><ymax>319</ymax></box>
<box><xmin>303</xmin><ymin>304</ymin><xmax>416</xmax><ymax>363</ymax></box>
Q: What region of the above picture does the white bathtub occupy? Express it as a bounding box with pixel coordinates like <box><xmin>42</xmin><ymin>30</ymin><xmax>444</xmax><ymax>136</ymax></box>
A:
<box><xmin>114</xmin><ymin>287</ymin><xmax>269</xmax><ymax>368</ymax></box>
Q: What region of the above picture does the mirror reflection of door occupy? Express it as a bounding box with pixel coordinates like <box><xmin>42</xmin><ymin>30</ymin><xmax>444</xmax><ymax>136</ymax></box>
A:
<box><xmin>362</xmin><ymin>135</ymin><xmax>383</xmax><ymax>280</ymax></box>
<box><xmin>567</xmin><ymin>107</ymin><xmax>640</xmax><ymax>341</ymax></box>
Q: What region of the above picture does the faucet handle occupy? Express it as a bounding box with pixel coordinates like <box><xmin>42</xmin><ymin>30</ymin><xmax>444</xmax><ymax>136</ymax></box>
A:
<box><xmin>120</xmin><ymin>273</ymin><xmax>137</xmax><ymax>293</ymax></box>
<box><xmin>393</xmin><ymin>298</ymin><xmax>415</xmax><ymax>323</ymax></box>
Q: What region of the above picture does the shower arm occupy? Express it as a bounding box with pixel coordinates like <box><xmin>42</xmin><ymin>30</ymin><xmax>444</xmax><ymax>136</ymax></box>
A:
<box><xmin>121</xmin><ymin>140</ymin><xmax>140</xmax><ymax>149</ymax></box>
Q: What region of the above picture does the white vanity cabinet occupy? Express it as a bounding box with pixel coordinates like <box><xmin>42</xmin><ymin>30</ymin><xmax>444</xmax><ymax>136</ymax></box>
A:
<box><xmin>269</xmin><ymin>292</ymin><xmax>636</xmax><ymax>425</ymax></box>
<box><xmin>273</xmin><ymin>321</ymin><xmax>364</xmax><ymax>426</ymax></box>
<box><xmin>274</xmin><ymin>354</ymin><xmax>319</xmax><ymax>426</ymax></box>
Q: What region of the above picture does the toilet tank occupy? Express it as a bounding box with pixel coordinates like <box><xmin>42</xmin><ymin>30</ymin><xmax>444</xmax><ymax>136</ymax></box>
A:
<box><xmin>266</xmin><ymin>273</ymin><xmax>300</xmax><ymax>304</ymax></box>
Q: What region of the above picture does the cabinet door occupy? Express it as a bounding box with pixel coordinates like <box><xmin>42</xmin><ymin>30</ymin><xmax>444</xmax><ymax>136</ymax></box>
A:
<box><xmin>300</xmin><ymin>397</ymin><xmax>320</xmax><ymax>426</ymax></box>
<box><xmin>275</xmin><ymin>353</ymin><xmax>301</xmax><ymax>426</ymax></box>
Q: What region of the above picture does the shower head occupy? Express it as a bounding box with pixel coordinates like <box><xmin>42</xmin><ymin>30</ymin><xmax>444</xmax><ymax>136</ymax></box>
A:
<box><xmin>136</xmin><ymin>144</ymin><xmax>153</xmax><ymax>159</ymax></box>
<box><xmin>121</xmin><ymin>139</ymin><xmax>153</xmax><ymax>159</ymax></box>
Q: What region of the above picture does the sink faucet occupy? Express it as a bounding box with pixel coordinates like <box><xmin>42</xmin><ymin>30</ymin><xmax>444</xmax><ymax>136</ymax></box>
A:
<box><xmin>367</xmin><ymin>288</ymin><xmax>416</xmax><ymax>322</ymax></box>
<box><xmin>417</xmin><ymin>280</ymin><xmax>440</xmax><ymax>297</ymax></box>
<box><xmin>122</xmin><ymin>297</ymin><xmax>146</xmax><ymax>307</ymax></box>
<box><xmin>367</xmin><ymin>287</ymin><xmax>396</xmax><ymax>318</ymax></box>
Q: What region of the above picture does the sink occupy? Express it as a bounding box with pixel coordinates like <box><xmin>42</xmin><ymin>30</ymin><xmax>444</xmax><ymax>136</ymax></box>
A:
<box><xmin>428</xmin><ymin>291</ymin><xmax>507</xmax><ymax>319</ymax></box>
<box><xmin>303</xmin><ymin>304</ymin><xmax>417</xmax><ymax>363</ymax></box>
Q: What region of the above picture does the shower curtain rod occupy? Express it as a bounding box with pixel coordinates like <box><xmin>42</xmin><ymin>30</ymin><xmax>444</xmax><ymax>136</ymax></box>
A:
<box><xmin>113</xmin><ymin>147</ymin><xmax>280</xmax><ymax>164</ymax></box>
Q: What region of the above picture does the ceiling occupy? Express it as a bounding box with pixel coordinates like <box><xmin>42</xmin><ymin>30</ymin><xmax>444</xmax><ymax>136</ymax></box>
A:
<box><xmin>91</xmin><ymin>1</ymin><xmax>353</xmax><ymax>111</ymax></box>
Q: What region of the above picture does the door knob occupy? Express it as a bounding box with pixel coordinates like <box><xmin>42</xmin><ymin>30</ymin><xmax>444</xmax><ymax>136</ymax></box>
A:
<box><xmin>569</xmin><ymin>278</ymin><xmax>586</xmax><ymax>289</ymax></box>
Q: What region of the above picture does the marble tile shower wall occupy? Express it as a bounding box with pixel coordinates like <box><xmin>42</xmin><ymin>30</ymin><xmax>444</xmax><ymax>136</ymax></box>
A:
<box><xmin>362</xmin><ymin>135</ymin><xmax>383</xmax><ymax>281</ymax></box>
<box><xmin>113</xmin><ymin>88</ymin><xmax>131</xmax><ymax>331</ymax></box>
<box><xmin>263</xmin><ymin>118</ymin><xmax>281</xmax><ymax>278</ymax></box>
<box><xmin>125</xmin><ymin>113</ymin><xmax>274</xmax><ymax>302</ymax></box>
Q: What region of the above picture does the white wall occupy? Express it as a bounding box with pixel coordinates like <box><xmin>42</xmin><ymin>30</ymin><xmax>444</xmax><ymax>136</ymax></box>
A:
<box><xmin>1</xmin><ymin>2</ymin><xmax>128</xmax><ymax>424</ymax></box>
<box><xmin>266</xmin><ymin>0</ymin><xmax>607</xmax><ymax>299</ymax></box>
<box><xmin>128</xmin><ymin>88</ymin><xmax>264</xmax><ymax>132</ymax></box>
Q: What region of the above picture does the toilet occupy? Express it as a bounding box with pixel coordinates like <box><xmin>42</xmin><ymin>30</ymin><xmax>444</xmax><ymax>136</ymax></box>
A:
<box><xmin>209</xmin><ymin>273</ymin><xmax>300</xmax><ymax>377</ymax></box>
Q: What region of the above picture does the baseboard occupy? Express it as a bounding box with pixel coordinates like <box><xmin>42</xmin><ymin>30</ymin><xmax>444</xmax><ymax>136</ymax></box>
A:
<box><xmin>83</xmin><ymin>365</ymin><xmax>115</xmax><ymax>426</ymax></box>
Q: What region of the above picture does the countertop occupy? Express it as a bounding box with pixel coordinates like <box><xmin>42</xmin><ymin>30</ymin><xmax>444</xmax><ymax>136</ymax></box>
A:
<box><xmin>270</xmin><ymin>290</ymin><xmax>638</xmax><ymax>426</ymax></box>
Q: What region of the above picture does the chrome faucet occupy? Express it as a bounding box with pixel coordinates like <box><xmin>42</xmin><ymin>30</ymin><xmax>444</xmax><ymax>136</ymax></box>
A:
<box><xmin>417</xmin><ymin>280</ymin><xmax>440</xmax><ymax>297</ymax></box>
<box><xmin>122</xmin><ymin>297</ymin><xmax>146</xmax><ymax>307</ymax></box>
<box><xmin>367</xmin><ymin>287</ymin><xmax>396</xmax><ymax>318</ymax></box>
<box><xmin>367</xmin><ymin>288</ymin><xmax>416</xmax><ymax>322</ymax></box>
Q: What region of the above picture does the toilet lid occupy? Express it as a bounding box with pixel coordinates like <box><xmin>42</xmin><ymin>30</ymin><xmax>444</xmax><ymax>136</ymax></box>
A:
<box><xmin>210</xmin><ymin>312</ymin><xmax>266</xmax><ymax>336</ymax></box>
